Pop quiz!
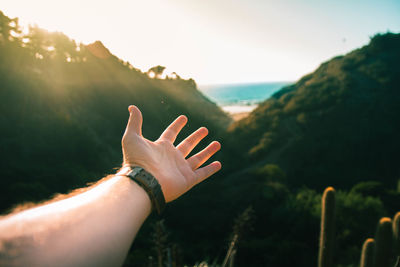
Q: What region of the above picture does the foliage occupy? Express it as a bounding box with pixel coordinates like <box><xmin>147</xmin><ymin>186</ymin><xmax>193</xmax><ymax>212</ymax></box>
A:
<box><xmin>225</xmin><ymin>32</ymin><xmax>400</xmax><ymax>191</ymax></box>
<box><xmin>1</xmin><ymin>9</ymin><xmax>400</xmax><ymax>267</ymax></box>
<box><xmin>0</xmin><ymin>10</ymin><xmax>230</xmax><ymax>213</ymax></box>
<box><xmin>148</xmin><ymin>65</ymin><xmax>166</xmax><ymax>78</ymax></box>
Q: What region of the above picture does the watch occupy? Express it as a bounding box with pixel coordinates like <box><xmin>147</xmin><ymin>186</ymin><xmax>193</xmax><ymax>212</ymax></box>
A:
<box><xmin>118</xmin><ymin>166</ymin><xmax>166</xmax><ymax>215</ymax></box>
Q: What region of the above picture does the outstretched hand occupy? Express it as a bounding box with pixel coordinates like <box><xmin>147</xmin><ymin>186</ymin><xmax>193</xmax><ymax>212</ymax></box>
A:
<box><xmin>121</xmin><ymin>105</ymin><xmax>221</xmax><ymax>202</ymax></box>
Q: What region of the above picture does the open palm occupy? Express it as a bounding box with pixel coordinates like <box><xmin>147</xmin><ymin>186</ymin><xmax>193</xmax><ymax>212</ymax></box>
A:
<box><xmin>121</xmin><ymin>105</ymin><xmax>221</xmax><ymax>202</ymax></box>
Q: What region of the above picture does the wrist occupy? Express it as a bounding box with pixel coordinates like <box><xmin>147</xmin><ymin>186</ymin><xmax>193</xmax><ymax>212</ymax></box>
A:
<box><xmin>117</xmin><ymin>166</ymin><xmax>166</xmax><ymax>215</ymax></box>
<box><xmin>112</xmin><ymin>175</ymin><xmax>152</xmax><ymax>214</ymax></box>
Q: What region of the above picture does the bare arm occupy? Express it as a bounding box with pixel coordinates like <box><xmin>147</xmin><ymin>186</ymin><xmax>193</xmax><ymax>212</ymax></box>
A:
<box><xmin>0</xmin><ymin>105</ymin><xmax>221</xmax><ymax>267</ymax></box>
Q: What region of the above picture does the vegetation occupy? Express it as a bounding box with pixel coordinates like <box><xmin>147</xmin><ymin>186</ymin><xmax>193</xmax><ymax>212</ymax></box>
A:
<box><xmin>1</xmin><ymin>9</ymin><xmax>400</xmax><ymax>267</ymax></box>
<box><xmin>0</xmin><ymin>10</ymin><xmax>230</xmax><ymax>213</ymax></box>
<box><xmin>318</xmin><ymin>187</ymin><xmax>336</xmax><ymax>267</ymax></box>
<box><xmin>394</xmin><ymin>212</ymin><xmax>400</xmax><ymax>265</ymax></box>
<box><xmin>226</xmin><ymin>32</ymin><xmax>400</xmax><ymax>191</ymax></box>
<box><xmin>147</xmin><ymin>65</ymin><xmax>166</xmax><ymax>79</ymax></box>
<box><xmin>206</xmin><ymin>32</ymin><xmax>400</xmax><ymax>266</ymax></box>
<box><xmin>316</xmin><ymin>187</ymin><xmax>399</xmax><ymax>267</ymax></box>
<box><xmin>360</xmin><ymin>238</ymin><xmax>375</xmax><ymax>267</ymax></box>
<box><xmin>373</xmin><ymin>217</ymin><xmax>393</xmax><ymax>267</ymax></box>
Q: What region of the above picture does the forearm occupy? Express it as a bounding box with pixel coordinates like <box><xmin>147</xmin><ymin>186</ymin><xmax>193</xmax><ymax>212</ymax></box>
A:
<box><xmin>0</xmin><ymin>175</ymin><xmax>151</xmax><ymax>267</ymax></box>
<box><xmin>0</xmin><ymin>105</ymin><xmax>222</xmax><ymax>266</ymax></box>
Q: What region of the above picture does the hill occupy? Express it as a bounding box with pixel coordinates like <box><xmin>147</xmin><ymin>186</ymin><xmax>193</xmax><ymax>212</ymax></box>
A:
<box><xmin>201</xmin><ymin>32</ymin><xmax>400</xmax><ymax>267</ymax></box>
<box><xmin>225</xmin><ymin>32</ymin><xmax>400</xmax><ymax>190</ymax></box>
<box><xmin>158</xmin><ymin>33</ymin><xmax>400</xmax><ymax>267</ymax></box>
<box><xmin>0</xmin><ymin>10</ymin><xmax>230</xmax><ymax>212</ymax></box>
<box><xmin>1</xmin><ymin>10</ymin><xmax>399</xmax><ymax>267</ymax></box>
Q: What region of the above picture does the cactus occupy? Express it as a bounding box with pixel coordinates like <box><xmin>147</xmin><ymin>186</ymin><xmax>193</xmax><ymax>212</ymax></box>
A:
<box><xmin>394</xmin><ymin>212</ymin><xmax>400</xmax><ymax>266</ymax></box>
<box><xmin>394</xmin><ymin>213</ymin><xmax>400</xmax><ymax>253</ymax></box>
<box><xmin>373</xmin><ymin>217</ymin><xmax>393</xmax><ymax>267</ymax></box>
<box><xmin>318</xmin><ymin>187</ymin><xmax>336</xmax><ymax>267</ymax></box>
<box><xmin>360</xmin><ymin>238</ymin><xmax>375</xmax><ymax>267</ymax></box>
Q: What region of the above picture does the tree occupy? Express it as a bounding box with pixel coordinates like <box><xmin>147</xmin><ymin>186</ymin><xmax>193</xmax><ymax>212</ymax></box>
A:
<box><xmin>0</xmin><ymin>11</ymin><xmax>21</xmax><ymax>44</ymax></box>
<box><xmin>147</xmin><ymin>65</ymin><xmax>166</xmax><ymax>79</ymax></box>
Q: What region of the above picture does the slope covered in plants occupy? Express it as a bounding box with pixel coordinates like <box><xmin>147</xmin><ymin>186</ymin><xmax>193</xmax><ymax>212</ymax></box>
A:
<box><xmin>227</xmin><ymin>33</ymin><xmax>400</xmax><ymax>190</ymax></box>
<box><xmin>0</xmin><ymin>10</ymin><xmax>230</xmax><ymax>212</ymax></box>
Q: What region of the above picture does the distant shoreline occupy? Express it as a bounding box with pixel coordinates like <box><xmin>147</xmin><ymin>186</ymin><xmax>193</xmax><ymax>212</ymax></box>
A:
<box><xmin>222</xmin><ymin>105</ymin><xmax>257</xmax><ymax>121</ymax></box>
<box><xmin>199</xmin><ymin>81</ymin><xmax>291</xmax><ymax>122</ymax></box>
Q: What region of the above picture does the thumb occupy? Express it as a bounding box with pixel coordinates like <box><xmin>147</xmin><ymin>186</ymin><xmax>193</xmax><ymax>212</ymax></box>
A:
<box><xmin>126</xmin><ymin>105</ymin><xmax>143</xmax><ymax>136</ymax></box>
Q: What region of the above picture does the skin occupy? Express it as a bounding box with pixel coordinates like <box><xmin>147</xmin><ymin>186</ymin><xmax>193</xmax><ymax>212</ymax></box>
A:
<box><xmin>0</xmin><ymin>105</ymin><xmax>221</xmax><ymax>267</ymax></box>
<box><xmin>122</xmin><ymin>105</ymin><xmax>221</xmax><ymax>202</ymax></box>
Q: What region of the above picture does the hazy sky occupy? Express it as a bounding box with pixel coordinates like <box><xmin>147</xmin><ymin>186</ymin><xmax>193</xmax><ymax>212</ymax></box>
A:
<box><xmin>1</xmin><ymin>0</ymin><xmax>399</xmax><ymax>84</ymax></box>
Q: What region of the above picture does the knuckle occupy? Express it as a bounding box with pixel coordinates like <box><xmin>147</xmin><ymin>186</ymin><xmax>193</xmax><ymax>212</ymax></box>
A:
<box><xmin>187</xmin><ymin>137</ymin><xmax>195</xmax><ymax>145</ymax></box>
<box><xmin>121</xmin><ymin>135</ymin><xmax>128</xmax><ymax>145</ymax></box>
<box><xmin>122</xmin><ymin>133</ymin><xmax>136</xmax><ymax>145</ymax></box>
<box><xmin>180</xmin><ymin>143</ymin><xmax>189</xmax><ymax>152</ymax></box>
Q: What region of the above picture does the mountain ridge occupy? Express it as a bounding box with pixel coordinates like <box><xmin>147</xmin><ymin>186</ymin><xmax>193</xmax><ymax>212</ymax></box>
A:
<box><xmin>225</xmin><ymin>32</ymin><xmax>400</xmax><ymax>190</ymax></box>
<box><xmin>0</xmin><ymin>10</ymin><xmax>230</xmax><ymax>212</ymax></box>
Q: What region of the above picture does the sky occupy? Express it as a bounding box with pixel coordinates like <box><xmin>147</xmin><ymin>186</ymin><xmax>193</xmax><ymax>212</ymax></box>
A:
<box><xmin>1</xmin><ymin>0</ymin><xmax>399</xmax><ymax>85</ymax></box>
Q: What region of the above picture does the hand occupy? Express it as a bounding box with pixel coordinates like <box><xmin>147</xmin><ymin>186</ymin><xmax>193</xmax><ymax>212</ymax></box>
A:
<box><xmin>121</xmin><ymin>105</ymin><xmax>221</xmax><ymax>202</ymax></box>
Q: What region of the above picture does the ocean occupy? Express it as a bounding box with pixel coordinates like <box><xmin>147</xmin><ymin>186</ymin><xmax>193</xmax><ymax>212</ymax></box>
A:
<box><xmin>199</xmin><ymin>82</ymin><xmax>292</xmax><ymax>114</ymax></box>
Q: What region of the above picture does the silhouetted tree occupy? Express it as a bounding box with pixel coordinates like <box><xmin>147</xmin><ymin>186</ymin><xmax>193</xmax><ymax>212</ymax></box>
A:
<box><xmin>0</xmin><ymin>11</ymin><xmax>20</xmax><ymax>43</ymax></box>
<box><xmin>147</xmin><ymin>65</ymin><xmax>166</xmax><ymax>79</ymax></box>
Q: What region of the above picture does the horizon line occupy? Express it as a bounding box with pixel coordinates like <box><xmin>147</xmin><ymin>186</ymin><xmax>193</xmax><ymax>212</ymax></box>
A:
<box><xmin>198</xmin><ymin>80</ymin><xmax>295</xmax><ymax>87</ymax></box>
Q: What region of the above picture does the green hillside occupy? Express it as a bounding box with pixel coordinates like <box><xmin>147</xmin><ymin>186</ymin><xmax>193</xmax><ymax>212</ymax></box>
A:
<box><xmin>1</xmin><ymin>9</ymin><xmax>400</xmax><ymax>267</ymax></box>
<box><xmin>0</xmin><ymin>10</ymin><xmax>230</xmax><ymax>213</ymax></box>
<box><xmin>204</xmin><ymin>32</ymin><xmax>400</xmax><ymax>267</ymax></box>
<box><xmin>226</xmin><ymin>33</ymin><xmax>400</xmax><ymax>190</ymax></box>
<box><xmin>159</xmin><ymin>33</ymin><xmax>400</xmax><ymax>267</ymax></box>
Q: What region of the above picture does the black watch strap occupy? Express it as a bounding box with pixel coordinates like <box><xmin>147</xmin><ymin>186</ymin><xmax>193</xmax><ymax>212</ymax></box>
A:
<box><xmin>119</xmin><ymin>166</ymin><xmax>165</xmax><ymax>215</ymax></box>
